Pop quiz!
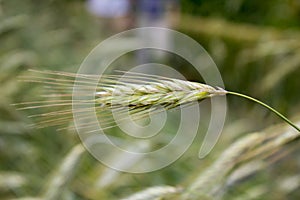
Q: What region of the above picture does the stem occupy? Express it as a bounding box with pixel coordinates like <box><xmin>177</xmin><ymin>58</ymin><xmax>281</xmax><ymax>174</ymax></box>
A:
<box><xmin>227</xmin><ymin>91</ymin><xmax>300</xmax><ymax>132</ymax></box>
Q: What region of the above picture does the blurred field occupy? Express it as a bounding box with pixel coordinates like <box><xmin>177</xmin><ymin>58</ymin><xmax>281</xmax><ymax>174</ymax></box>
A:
<box><xmin>1</xmin><ymin>0</ymin><xmax>300</xmax><ymax>199</ymax></box>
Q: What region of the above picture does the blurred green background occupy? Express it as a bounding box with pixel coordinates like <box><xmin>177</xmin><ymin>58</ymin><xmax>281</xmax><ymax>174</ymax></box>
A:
<box><xmin>1</xmin><ymin>0</ymin><xmax>300</xmax><ymax>199</ymax></box>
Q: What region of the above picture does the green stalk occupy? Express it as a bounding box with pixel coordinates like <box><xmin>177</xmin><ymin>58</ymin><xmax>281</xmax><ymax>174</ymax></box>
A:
<box><xmin>227</xmin><ymin>91</ymin><xmax>300</xmax><ymax>132</ymax></box>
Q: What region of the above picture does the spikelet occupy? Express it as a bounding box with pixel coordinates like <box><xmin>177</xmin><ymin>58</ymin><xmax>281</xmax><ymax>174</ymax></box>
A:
<box><xmin>14</xmin><ymin>70</ymin><xmax>227</xmax><ymax>130</ymax></box>
<box><xmin>14</xmin><ymin>70</ymin><xmax>300</xmax><ymax>132</ymax></box>
<box><xmin>94</xmin><ymin>73</ymin><xmax>227</xmax><ymax>108</ymax></box>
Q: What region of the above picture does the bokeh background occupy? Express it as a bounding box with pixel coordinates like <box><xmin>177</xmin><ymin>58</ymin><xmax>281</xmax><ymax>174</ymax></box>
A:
<box><xmin>1</xmin><ymin>0</ymin><xmax>300</xmax><ymax>199</ymax></box>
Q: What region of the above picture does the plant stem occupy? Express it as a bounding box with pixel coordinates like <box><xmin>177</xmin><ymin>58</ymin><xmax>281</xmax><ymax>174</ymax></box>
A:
<box><xmin>227</xmin><ymin>91</ymin><xmax>300</xmax><ymax>132</ymax></box>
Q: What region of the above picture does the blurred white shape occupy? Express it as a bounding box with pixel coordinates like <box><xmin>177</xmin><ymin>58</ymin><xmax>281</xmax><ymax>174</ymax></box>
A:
<box><xmin>121</xmin><ymin>185</ymin><xmax>181</xmax><ymax>200</ymax></box>
<box><xmin>95</xmin><ymin>141</ymin><xmax>150</xmax><ymax>188</ymax></box>
<box><xmin>279</xmin><ymin>175</ymin><xmax>300</xmax><ymax>193</ymax></box>
<box><xmin>87</xmin><ymin>0</ymin><xmax>130</xmax><ymax>18</ymax></box>
<box><xmin>0</xmin><ymin>172</ymin><xmax>27</xmax><ymax>191</ymax></box>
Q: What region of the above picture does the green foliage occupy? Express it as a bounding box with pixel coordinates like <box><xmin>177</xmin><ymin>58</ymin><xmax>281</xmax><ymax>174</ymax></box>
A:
<box><xmin>181</xmin><ymin>0</ymin><xmax>300</xmax><ymax>27</ymax></box>
<box><xmin>0</xmin><ymin>0</ymin><xmax>300</xmax><ymax>199</ymax></box>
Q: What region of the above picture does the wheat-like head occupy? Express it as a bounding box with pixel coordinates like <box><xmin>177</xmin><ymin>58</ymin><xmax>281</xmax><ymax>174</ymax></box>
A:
<box><xmin>95</xmin><ymin>73</ymin><xmax>226</xmax><ymax>108</ymax></box>
<box><xmin>15</xmin><ymin>70</ymin><xmax>227</xmax><ymax>130</ymax></box>
<box><xmin>15</xmin><ymin>70</ymin><xmax>300</xmax><ymax>132</ymax></box>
